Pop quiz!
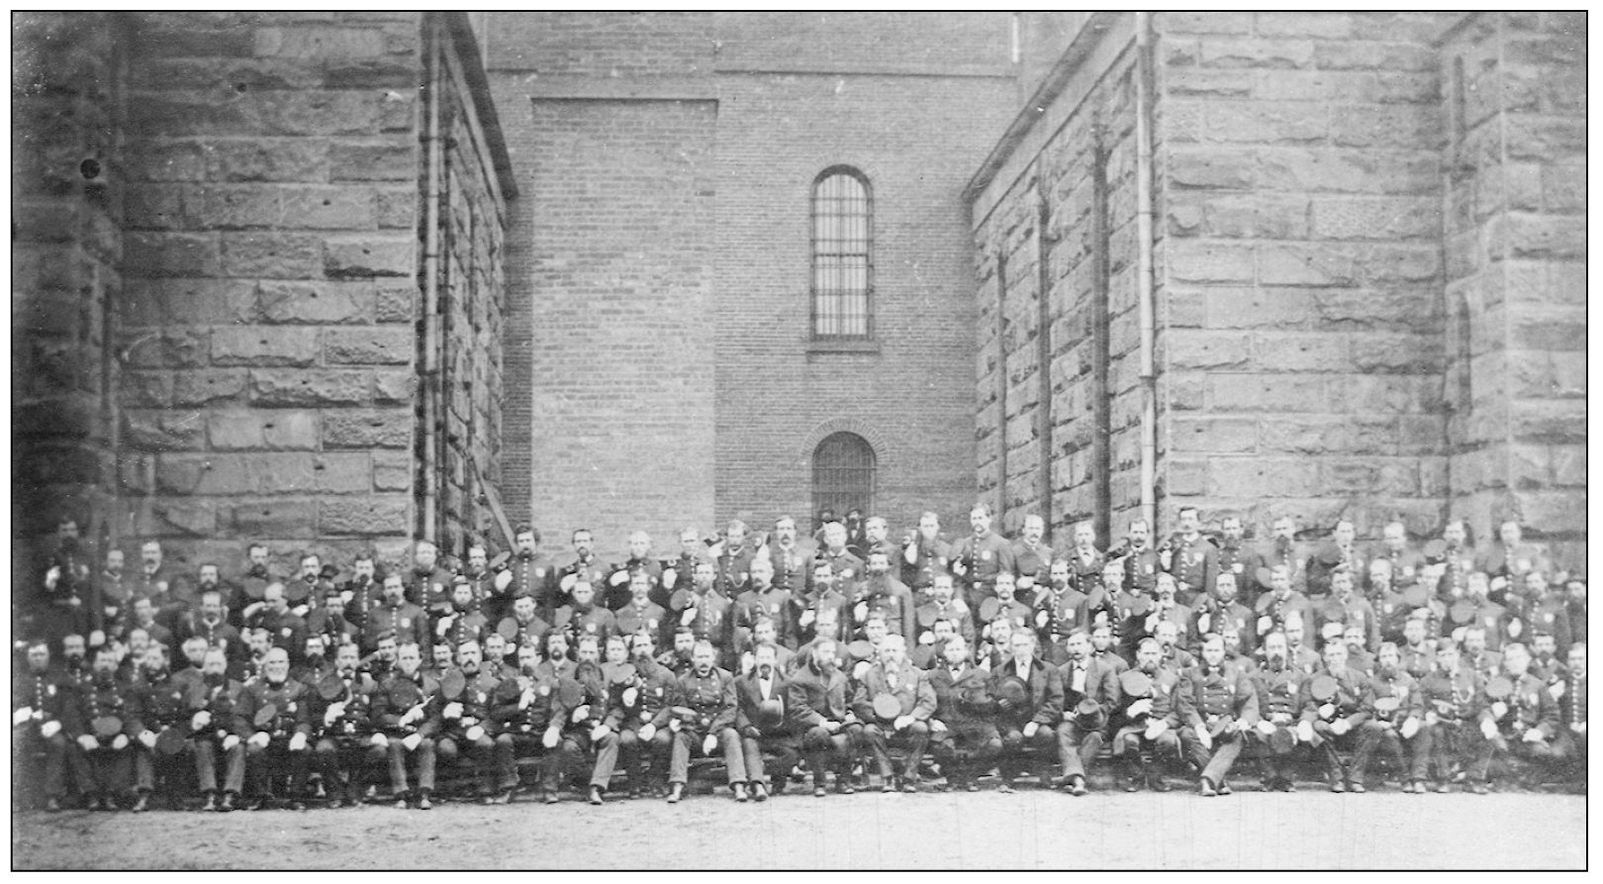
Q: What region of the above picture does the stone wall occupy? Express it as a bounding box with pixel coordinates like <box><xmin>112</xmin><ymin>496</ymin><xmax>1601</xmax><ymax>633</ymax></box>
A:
<box><xmin>1440</xmin><ymin>12</ymin><xmax>1586</xmax><ymax>564</ymax></box>
<box><xmin>12</xmin><ymin>12</ymin><xmax>126</xmax><ymax>588</ymax></box>
<box><xmin>967</xmin><ymin>12</ymin><xmax>1585</xmax><ymax>562</ymax></box>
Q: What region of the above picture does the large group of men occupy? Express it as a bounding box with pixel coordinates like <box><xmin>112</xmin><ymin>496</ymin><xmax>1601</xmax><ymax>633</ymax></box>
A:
<box><xmin>13</xmin><ymin>505</ymin><xmax>1588</xmax><ymax>813</ymax></box>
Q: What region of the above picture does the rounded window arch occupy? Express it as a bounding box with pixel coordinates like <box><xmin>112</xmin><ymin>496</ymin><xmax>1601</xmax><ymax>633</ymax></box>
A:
<box><xmin>812</xmin><ymin>431</ymin><xmax>876</xmax><ymax>527</ymax></box>
<box><xmin>811</xmin><ymin>166</ymin><xmax>873</xmax><ymax>339</ymax></box>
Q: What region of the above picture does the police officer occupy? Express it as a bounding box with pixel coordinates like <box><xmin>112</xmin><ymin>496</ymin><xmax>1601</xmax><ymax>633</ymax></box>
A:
<box><xmin>665</xmin><ymin>640</ymin><xmax>745</xmax><ymax>803</ymax></box>
<box><xmin>189</xmin><ymin>646</ymin><xmax>246</xmax><ymax>811</ymax></box>
<box><xmin>1011</xmin><ymin>514</ymin><xmax>1054</xmax><ymax>599</ymax></box>
<box><xmin>712</xmin><ymin>520</ymin><xmax>756</xmax><ymax>600</ymax></box>
<box><xmin>1299</xmin><ymin>640</ymin><xmax>1373</xmax><ymax>792</ymax></box>
<box><xmin>487</xmin><ymin>641</ymin><xmax>573</xmax><ymax>804</ymax></box>
<box><xmin>497</xmin><ymin>593</ymin><xmax>554</xmax><ymax>656</ymax></box>
<box><xmin>1178</xmin><ymin>633</ymin><xmax>1258</xmax><ymax>796</ymax></box>
<box><xmin>1111</xmin><ymin>638</ymin><xmax>1184</xmax><ymax>792</ymax></box>
<box><xmin>606</xmin><ymin>531</ymin><xmax>665</xmax><ymax>611</ymax></box>
<box><xmin>128</xmin><ymin>643</ymin><xmax>191</xmax><ymax>811</ymax></box>
<box><xmin>615</xmin><ymin>572</ymin><xmax>669</xmax><ymax>653</ymax></box>
<box><xmin>236</xmin><ymin>647</ymin><xmax>313</xmax><ymax>810</ymax></box>
<box><xmin>850</xmin><ymin>550</ymin><xmax>916</xmax><ymax>640</ymax></box>
<box><xmin>1477</xmin><ymin>643</ymin><xmax>1559</xmax><ymax>790</ymax></box>
<box><xmin>1351</xmin><ymin>641</ymin><xmax>1423</xmax><ymax>792</ymax></box>
<box><xmin>435</xmin><ymin>639</ymin><xmax>504</xmax><ymax>803</ymax></box>
<box><xmin>618</xmin><ymin>629</ymin><xmax>676</xmax><ymax>797</ymax></box>
<box><xmin>915</xmin><ymin>573</ymin><xmax>976</xmax><ymax>648</ymax></box>
<box><xmin>901</xmin><ymin>511</ymin><xmax>951</xmax><ymax>596</ymax></box>
<box><xmin>1249</xmin><ymin>631</ymin><xmax>1306</xmax><ymax>791</ymax></box>
<box><xmin>1414</xmin><ymin>640</ymin><xmax>1488</xmax><ymax>793</ymax></box>
<box><xmin>561</xmin><ymin>637</ymin><xmax>619</xmax><ymax>805</ymax></box>
<box><xmin>553</xmin><ymin>580</ymin><xmax>617</xmax><ymax>649</ymax></box>
<box><xmin>361</xmin><ymin>574</ymin><xmax>428</xmax><ymax>655</ymax></box>
<box><xmin>951</xmin><ymin>503</ymin><xmax>1014</xmax><ymax>613</ymax></box>
<box><xmin>371</xmin><ymin>642</ymin><xmax>440</xmax><ymax>809</ymax></box>
<box><xmin>732</xmin><ymin>556</ymin><xmax>792</xmax><ymax>655</ymax></box>
<box><xmin>493</xmin><ymin>524</ymin><xmax>555</xmax><ymax>618</ymax></box>
<box><xmin>671</xmin><ymin>561</ymin><xmax>733</xmax><ymax>666</ymax></box>
<box><xmin>766</xmin><ymin>516</ymin><xmax>819</xmax><ymax>597</ymax></box>
<box><xmin>1164</xmin><ymin>506</ymin><xmax>1218</xmax><ymax>607</ymax></box>
<box><xmin>406</xmin><ymin>540</ymin><xmax>455</xmax><ymax>615</ymax></box>
<box><xmin>311</xmin><ymin>641</ymin><xmax>381</xmax><ymax>808</ymax></box>
<box><xmin>12</xmin><ymin>640</ymin><xmax>87</xmax><ymax>811</ymax></box>
<box><xmin>435</xmin><ymin>576</ymin><xmax>490</xmax><ymax>652</ymax></box>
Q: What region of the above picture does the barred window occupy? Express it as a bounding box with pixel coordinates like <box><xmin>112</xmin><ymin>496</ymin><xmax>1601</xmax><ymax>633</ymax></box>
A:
<box><xmin>811</xmin><ymin>167</ymin><xmax>872</xmax><ymax>339</ymax></box>
<box><xmin>812</xmin><ymin>432</ymin><xmax>875</xmax><ymax>522</ymax></box>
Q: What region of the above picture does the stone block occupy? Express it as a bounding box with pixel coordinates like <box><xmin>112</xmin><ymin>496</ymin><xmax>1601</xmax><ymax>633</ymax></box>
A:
<box><xmin>253</xmin><ymin>26</ymin><xmax>385</xmax><ymax>59</ymax></box>
<box><xmin>1163</xmin><ymin>69</ymin><xmax>1252</xmax><ymax>98</ymax></box>
<box><xmin>1505</xmin><ymin>213</ymin><xmax>1585</xmax><ymax>260</ymax></box>
<box><xmin>1511</xmin><ymin>399</ymin><xmax>1585</xmax><ymax>445</ymax></box>
<box><xmin>372</xmin><ymin>450</ymin><xmax>412</xmax><ymax>492</ymax></box>
<box><xmin>1515</xmin><ymin>490</ymin><xmax>1584</xmax><ymax>536</ymax></box>
<box><xmin>225</xmin><ymin>499</ymin><xmax>318</xmax><ymax>538</ymax></box>
<box><xmin>375</xmin><ymin>186</ymin><xmax>417</xmax><ymax>229</ymax></box>
<box><xmin>169</xmin><ymin>369</ymin><xmax>249</xmax><ymax>407</ymax></box>
<box><xmin>1350</xmin><ymin>333</ymin><xmax>1443</xmax><ymax>373</ymax></box>
<box><xmin>1167</xmin><ymin>146</ymin><xmax>1254</xmax><ymax>189</ymax></box>
<box><xmin>207</xmin><ymin>138</ymin><xmax>329</xmax><ymax>182</ymax></box>
<box><xmin>1314</xmin><ymin>288</ymin><xmax>1439</xmax><ymax>332</ymax></box>
<box><xmin>126</xmin><ymin>139</ymin><xmax>208</xmax><ymax>182</ymax></box>
<box><xmin>1398</xmin><ymin>415</ymin><xmax>1447</xmax><ymax>455</ymax></box>
<box><xmin>1204</xmin><ymin>194</ymin><xmax>1310</xmax><ymax>239</ymax></box>
<box><xmin>1254</xmin><ymin>11</ymin><xmax>1353</xmax><ymax>38</ymax></box>
<box><xmin>1167</xmin><ymin>240</ymin><xmax>1255</xmax><ymax>284</ymax></box>
<box><xmin>372</xmin><ymin>284</ymin><xmax>416</xmax><ymax>323</ymax></box>
<box><xmin>1209</xmin><ymin>457</ymin><xmax>1316</xmax><ymax>497</ymax></box>
<box><xmin>248</xmin><ymin>368</ymin><xmax>370</xmax><ymax>407</ymax></box>
<box><xmin>1258</xmin><ymin>243</ymin><xmax>1358</xmax><ymax>287</ymax></box>
<box><xmin>1203</xmin><ymin>101</ymin><xmax>1328</xmax><ymax>145</ymax></box>
<box><xmin>1167</xmin><ymin>330</ymin><xmax>1252</xmax><ymax>370</ymax></box>
<box><xmin>312</xmin><ymin>453</ymin><xmax>373</xmax><ymax>493</ymax></box>
<box><xmin>124</xmin><ymin>278</ymin><xmax>261</xmax><ymax>326</ymax></box>
<box><xmin>323</xmin><ymin>235</ymin><xmax>414</xmax><ymax>278</ymax></box>
<box><xmin>321</xmin><ymin>409</ymin><xmax>411</xmax><ymax>448</ymax></box>
<box><xmin>259</xmin><ymin>279</ymin><xmax>376</xmax><ymax>325</ymax></box>
<box><xmin>1328</xmin><ymin>375</ymin><xmax>1443</xmax><ymax>415</ymax></box>
<box><xmin>219</xmin><ymin>232</ymin><xmax>322</xmax><ymax>278</ymax></box>
<box><xmin>1205</xmin><ymin>287</ymin><xmax>1313</xmax><ymax>330</ymax></box>
<box><xmin>320</xmin><ymin>496</ymin><xmax>411</xmax><ymax>536</ymax></box>
<box><xmin>372</xmin><ymin>370</ymin><xmax>417</xmax><ymax>404</ymax></box>
<box><xmin>1550</xmin><ymin>444</ymin><xmax>1585</xmax><ymax>487</ymax></box>
<box><xmin>1254</xmin><ymin>332</ymin><xmax>1349</xmax><ymax>372</ymax></box>
<box><xmin>1504</xmin><ymin>118</ymin><xmax>1586</xmax><ymax>163</ymax></box>
<box><xmin>211</xmin><ymin>326</ymin><xmax>319</xmax><ymax>367</ymax></box>
<box><xmin>1541</xmin><ymin>164</ymin><xmax>1584</xmax><ymax>213</ymax></box>
<box><xmin>1209</xmin><ymin>374</ymin><xmax>1326</xmax><ymax>412</ymax></box>
<box><xmin>1260</xmin><ymin>414</ymin><xmax>1398</xmax><ymax>457</ymax></box>
<box><xmin>1156</xmin><ymin>12</ymin><xmax>1253</xmax><ymax>34</ymax></box>
<box><xmin>1309</xmin><ymin>196</ymin><xmax>1442</xmax><ymax>241</ymax></box>
<box><xmin>122</xmin><ymin>231</ymin><xmax>220</xmax><ymax>278</ymax></box>
<box><xmin>208</xmin><ymin>409</ymin><xmax>318</xmax><ymax>450</ymax></box>
<box><xmin>121</xmin><ymin>330</ymin><xmax>209</xmax><ymax>368</ymax></box>
<box><xmin>1321</xmin><ymin>459</ymin><xmax>1417</xmax><ymax>495</ymax></box>
<box><xmin>329</xmin><ymin>140</ymin><xmax>417</xmax><ymax>181</ymax></box>
<box><xmin>197</xmin><ymin>184</ymin><xmax>282</xmax><ymax>229</ymax></box>
<box><xmin>1169</xmin><ymin>375</ymin><xmax>1208</xmax><ymax>411</ymax></box>
<box><xmin>1510</xmin><ymin>308</ymin><xmax>1586</xmax><ymax>352</ymax></box>
<box><xmin>1200</xmin><ymin>38</ymin><xmax>1313</xmax><ymax>70</ymax></box>
<box><xmin>1257</xmin><ymin>147</ymin><xmax>1438</xmax><ymax>195</ymax></box>
<box><xmin>1330</xmin><ymin>104</ymin><xmax>1442</xmax><ymax>149</ymax></box>
<box><xmin>157</xmin><ymin>452</ymin><xmax>319</xmax><ymax>496</ymax></box>
<box><xmin>1172</xmin><ymin>416</ymin><xmax>1257</xmax><ymax>453</ymax></box>
<box><xmin>138</xmin><ymin>500</ymin><xmax>218</xmax><ymax>538</ymax></box>
<box><xmin>280</xmin><ymin>186</ymin><xmax>378</xmax><ymax>230</ymax></box>
<box><xmin>324</xmin><ymin>328</ymin><xmax>413</xmax><ymax>365</ymax></box>
<box><xmin>120</xmin><ymin>371</ymin><xmax>174</xmax><ymax>408</ymax></box>
<box><xmin>124</xmin><ymin>183</ymin><xmax>194</xmax><ymax>230</ymax></box>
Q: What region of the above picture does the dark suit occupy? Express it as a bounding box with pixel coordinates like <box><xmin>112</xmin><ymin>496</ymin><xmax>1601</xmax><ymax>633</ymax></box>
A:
<box><xmin>927</xmin><ymin>661</ymin><xmax>1000</xmax><ymax>788</ymax></box>
<box><xmin>1054</xmin><ymin>655</ymin><xmax>1120</xmax><ymax>782</ymax></box>
<box><xmin>990</xmin><ymin>656</ymin><xmax>1062</xmax><ymax>783</ymax></box>
<box><xmin>785</xmin><ymin>662</ymin><xmax>859</xmax><ymax>788</ymax></box>
<box><xmin>734</xmin><ymin>669</ymin><xmax>798</xmax><ymax>788</ymax></box>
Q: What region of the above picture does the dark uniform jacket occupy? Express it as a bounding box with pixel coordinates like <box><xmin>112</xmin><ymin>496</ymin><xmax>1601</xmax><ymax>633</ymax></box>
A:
<box><xmin>236</xmin><ymin>677</ymin><xmax>313</xmax><ymax>740</ymax></box>
<box><xmin>489</xmin><ymin>670</ymin><xmax>569</xmax><ymax>736</ymax></box>
<box><xmin>371</xmin><ymin>670</ymin><xmax>441</xmax><ymax>738</ymax></box>
<box><xmin>671</xmin><ymin>667</ymin><xmax>736</xmax><ymax>734</ymax></box>
<box><xmin>1178</xmin><ymin>662</ymin><xmax>1259</xmax><ymax>732</ymax></box>
<box><xmin>1251</xmin><ymin>661</ymin><xmax>1306</xmax><ymax>726</ymax></box>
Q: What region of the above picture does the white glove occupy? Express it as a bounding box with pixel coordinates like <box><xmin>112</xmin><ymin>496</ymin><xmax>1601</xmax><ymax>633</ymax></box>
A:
<box><xmin>1018</xmin><ymin>576</ymin><xmax>1035</xmax><ymax>591</ymax></box>
<box><xmin>1127</xmin><ymin>698</ymin><xmax>1152</xmax><ymax>718</ymax></box>
<box><xmin>668</xmin><ymin>718</ymin><xmax>682</xmax><ymax>733</ymax></box>
<box><xmin>519</xmin><ymin>688</ymin><xmax>535</xmax><ymax>710</ymax></box>
<box><xmin>138</xmin><ymin>730</ymin><xmax>158</xmax><ymax>750</ymax></box>
<box><xmin>44</xmin><ymin>565</ymin><xmax>60</xmax><ymax>589</ymax></box>
<box><xmin>570</xmin><ymin>705</ymin><xmax>591</xmax><ymax>724</ymax></box>
<box><xmin>493</xmin><ymin>571</ymin><xmax>513</xmax><ymax>592</ymax></box>
<box><xmin>894</xmin><ymin>714</ymin><xmax>915</xmax><ymax>732</ymax></box>
<box><xmin>904</xmin><ymin>544</ymin><xmax>919</xmax><ymax>565</ymax></box>
<box><xmin>248</xmin><ymin>731</ymin><xmax>270</xmax><ymax>749</ymax></box>
<box><xmin>951</xmin><ymin>560</ymin><xmax>967</xmax><ymax>577</ymax></box>
<box><xmin>1197</xmin><ymin>727</ymin><xmax>1213</xmax><ymax>750</ymax></box>
<box><xmin>1256</xmin><ymin>615</ymin><xmax>1273</xmax><ymax>634</ymax></box>
<box><xmin>1550</xmin><ymin>681</ymin><xmax>1566</xmax><ymax>700</ymax></box>
<box><xmin>291</xmin><ymin>604</ymin><xmax>310</xmax><ymax>619</ymax></box>
<box><xmin>1331</xmin><ymin>719</ymin><xmax>1350</xmax><ymax>736</ymax></box>
<box><xmin>223</xmin><ymin>734</ymin><xmax>242</xmax><ymax>751</ymax></box>
<box><xmin>559</xmin><ymin>574</ymin><xmax>578</xmax><ymax>592</ymax></box>
<box><xmin>288</xmin><ymin>732</ymin><xmax>308</xmax><ymax>751</ymax></box>
<box><xmin>918</xmin><ymin>631</ymin><xmax>935</xmax><ymax>646</ymax></box>
<box><xmin>1023</xmin><ymin>721</ymin><xmax>1039</xmax><ymax>739</ymax></box>
<box><xmin>193</xmin><ymin>710</ymin><xmax>212</xmax><ymax>730</ymax></box>
<box><xmin>662</xmin><ymin>569</ymin><xmax>678</xmax><ymax>590</ymax></box>
<box><xmin>853</xmin><ymin>602</ymin><xmax>869</xmax><ymax>624</ymax></box>
<box><xmin>1571</xmin><ymin>722</ymin><xmax>1586</xmax><ymax>735</ymax></box>
<box><xmin>341</xmin><ymin>589</ymin><xmax>356</xmax><ymax>605</ymax></box>
<box><xmin>1035</xmin><ymin>610</ymin><xmax>1050</xmax><ymax>629</ymax></box>
<box><xmin>1400</xmin><ymin>717</ymin><xmax>1420</xmax><ymax>740</ymax></box>
<box><xmin>323</xmin><ymin>706</ymin><xmax>341</xmax><ymax>727</ymax></box>
<box><xmin>77</xmin><ymin>734</ymin><xmax>99</xmax><ymax>751</ymax></box>
<box><xmin>39</xmin><ymin>720</ymin><xmax>61</xmax><ymax>739</ymax></box>
<box><xmin>541</xmin><ymin>727</ymin><xmax>560</xmax><ymax>749</ymax></box>
<box><xmin>112</xmin><ymin>734</ymin><xmax>129</xmax><ymax>750</ymax></box>
<box><xmin>13</xmin><ymin>707</ymin><xmax>32</xmax><ymax>726</ymax></box>
<box><xmin>443</xmin><ymin>701</ymin><xmax>464</xmax><ymax>720</ymax></box>
<box><xmin>1144</xmin><ymin>719</ymin><xmax>1168</xmax><ymax>740</ymax></box>
<box><xmin>799</xmin><ymin>609</ymin><xmax>815</xmax><ymax>628</ymax></box>
<box><xmin>368</xmin><ymin>733</ymin><xmax>388</xmax><ymax>749</ymax></box>
<box><xmin>1319</xmin><ymin>703</ymin><xmax>1336</xmax><ymax>720</ymax></box>
<box><xmin>702</xmin><ymin>733</ymin><xmax>718</xmax><ymax>755</ymax></box>
<box><xmin>1522</xmin><ymin>728</ymin><xmax>1545</xmax><ymax>744</ymax></box>
<box><xmin>609</xmin><ymin>571</ymin><xmax>630</xmax><ymax>587</ymax></box>
<box><xmin>1480</xmin><ymin>719</ymin><xmax>1498</xmax><ymax>740</ymax></box>
<box><xmin>465</xmin><ymin>725</ymin><xmax>485</xmax><ymax>742</ymax></box>
<box><xmin>436</xmin><ymin>618</ymin><xmax>453</xmax><ymax>637</ymax></box>
<box><xmin>1159</xmin><ymin>550</ymin><xmax>1173</xmax><ymax>569</ymax></box>
<box><xmin>852</xmin><ymin>661</ymin><xmax>870</xmax><ymax>681</ymax></box>
<box><xmin>402</xmin><ymin>732</ymin><xmax>423</xmax><ymax>752</ymax></box>
<box><xmin>638</xmin><ymin>723</ymin><xmax>657</xmax><ymax>742</ymax></box>
<box><xmin>1507</xmin><ymin>619</ymin><xmax>1523</xmax><ymax>639</ymax></box>
<box><xmin>590</xmin><ymin>724</ymin><xmax>611</xmax><ymax>741</ymax></box>
<box><xmin>1198</xmin><ymin>613</ymin><xmax>1212</xmax><ymax>634</ymax></box>
<box><xmin>1255</xmin><ymin>720</ymin><xmax>1276</xmax><ymax>736</ymax></box>
<box><xmin>622</xmin><ymin>687</ymin><xmax>638</xmax><ymax>707</ymax></box>
<box><xmin>930</xmin><ymin>719</ymin><xmax>948</xmax><ymax>734</ymax></box>
<box><xmin>1491</xmin><ymin>701</ymin><xmax>1508</xmax><ymax>720</ymax></box>
<box><xmin>680</xmin><ymin>607</ymin><xmax>697</xmax><ymax>627</ymax></box>
<box><xmin>1296</xmin><ymin>720</ymin><xmax>1315</xmax><ymax>743</ymax></box>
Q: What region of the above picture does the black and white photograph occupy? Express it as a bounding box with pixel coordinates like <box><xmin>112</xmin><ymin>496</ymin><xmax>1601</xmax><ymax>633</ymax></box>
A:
<box><xmin>9</xmin><ymin>9</ymin><xmax>1588</xmax><ymax>870</ymax></box>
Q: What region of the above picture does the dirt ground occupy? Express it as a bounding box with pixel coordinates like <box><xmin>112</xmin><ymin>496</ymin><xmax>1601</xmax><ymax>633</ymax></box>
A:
<box><xmin>11</xmin><ymin>788</ymin><xmax>1585</xmax><ymax>869</ymax></box>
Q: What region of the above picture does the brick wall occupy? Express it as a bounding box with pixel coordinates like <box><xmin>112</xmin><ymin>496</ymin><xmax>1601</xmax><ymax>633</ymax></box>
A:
<box><xmin>12</xmin><ymin>12</ymin><xmax>126</xmax><ymax>589</ymax></box>
<box><xmin>491</xmin><ymin>12</ymin><xmax>1018</xmax><ymax>550</ymax></box>
<box><xmin>113</xmin><ymin>11</ymin><xmax>426</xmax><ymax>574</ymax></box>
<box><xmin>1440</xmin><ymin>12</ymin><xmax>1586</xmax><ymax>565</ymax></box>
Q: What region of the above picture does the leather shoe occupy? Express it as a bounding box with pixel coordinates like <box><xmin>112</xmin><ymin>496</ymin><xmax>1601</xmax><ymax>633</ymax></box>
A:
<box><xmin>218</xmin><ymin>792</ymin><xmax>236</xmax><ymax>812</ymax></box>
<box><xmin>752</xmin><ymin>782</ymin><xmax>769</xmax><ymax>802</ymax></box>
<box><xmin>1151</xmin><ymin>778</ymin><xmax>1172</xmax><ymax>793</ymax></box>
<box><xmin>881</xmin><ymin>780</ymin><xmax>895</xmax><ymax>794</ymax></box>
<box><xmin>1218</xmin><ymin>782</ymin><xmax>1232</xmax><ymax>796</ymax></box>
<box><xmin>900</xmin><ymin>779</ymin><xmax>918</xmax><ymax>794</ymax></box>
<box><xmin>589</xmin><ymin>786</ymin><xmax>604</xmax><ymax>806</ymax></box>
<box><xmin>838</xmin><ymin>781</ymin><xmax>855</xmax><ymax>795</ymax></box>
<box><xmin>1123</xmin><ymin>777</ymin><xmax>1140</xmax><ymax>793</ymax></box>
<box><xmin>416</xmin><ymin>794</ymin><xmax>431</xmax><ymax>810</ymax></box>
<box><xmin>997</xmin><ymin>781</ymin><xmax>1015</xmax><ymax>794</ymax></box>
<box><xmin>131</xmin><ymin>793</ymin><xmax>150</xmax><ymax>813</ymax></box>
<box><xmin>733</xmin><ymin>783</ymin><xmax>748</xmax><ymax>802</ymax></box>
<box><xmin>543</xmin><ymin>791</ymin><xmax>560</xmax><ymax>805</ymax></box>
<box><xmin>492</xmin><ymin>788</ymin><xmax>513</xmax><ymax>805</ymax></box>
<box><xmin>964</xmin><ymin>781</ymin><xmax>979</xmax><ymax>792</ymax></box>
<box><xmin>1199</xmin><ymin>779</ymin><xmax>1217</xmax><ymax>797</ymax></box>
<box><xmin>813</xmin><ymin>785</ymin><xmax>827</xmax><ymax>798</ymax></box>
<box><xmin>667</xmin><ymin>783</ymin><xmax>684</xmax><ymax>804</ymax></box>
<box><xmin>1347</xmin><ymin>782</ymin><xmax>1365</xmax><ymax>794</ymax></box>
<box><xmin>1070</xmin><ymin>776</ymin><xmax>1088</xmax><ymax>797</ymax></box>
<box><xmin>1471</xmin><ymin>783</ymin><xmax>1489</xmax><ymax>795</ymax></box>
<box><xmin>1328</xmin><ymin>781</ymin><xmax>1345</xmax><ymax>793</ymax></box>
<box><xmin>44</xmin><ymin>797</ymin><xmax>61</xmax><ymax>813</ymax></box>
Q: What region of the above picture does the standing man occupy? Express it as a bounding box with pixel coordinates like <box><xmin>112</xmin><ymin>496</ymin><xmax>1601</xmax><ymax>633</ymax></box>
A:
<box><xmin>1247</xmin><ymin>516</ymin><xmax>1305</xmax><ymax>600</ymax></box>
<box><xmin>361</xmin><ymin>574</ymin><xmax>428</xmax><ymax>655</ymax></box>
<box><xmin>670</xmin><ymin>562</ymin><xmax>732</xmax><ymax>666</ymax></box>
<box><xmin>901</xmin><ymin>511</ymin><xmax>951</xmax><ymax>596</ymax></box>
<box><xmin>1164</xmin><ymin>506</ymin><xmax>1218</xmax><ymax>607</ymax></box>
<box><xmin>406</xmin><ymin>540</ymin><xmax>454</xmax><ymax>614</ymax></box>
<box><xmin>494</xmin><ymin>525</ymin><xmax>555</xmax><ymax>618</ymax></box>
<box><xmin>764</xmin><ymin>516</ymin><xmax>818</xmax><ymax>598</ymax></box>
<box><xmin>556</xmin><ymin>530</ymin><xmax>610</xmax><ymax>613</ymax></box>
<box><xmin>851</xmin><ymin>550</ymin><xmax>916</xmax><ymax>640</ymax></box>
<box><xmin>732</xmin><ymin>556</ymin><xmax>792</xmax><ymax>655</ymax></box>
<box><xmin>1011</xmin><ymin>514</ymin><xmax>1054</xmax><ymax>600</ymax></box>
<box><xmin>950</xmin><ymin>504</ymin><xmax>1014</xmax><ymax>614</ymax></box>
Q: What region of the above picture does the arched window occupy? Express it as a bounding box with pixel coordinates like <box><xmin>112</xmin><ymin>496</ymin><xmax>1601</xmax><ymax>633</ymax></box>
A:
<box><xmin>811</xmin><ymin>167</ymin><xmax>872</xmax><ymax>339</ymax></box>
<box><xmin>812</xmin><ymin>432</ymin><xmax>875</xmax><ymax>523</ymax></box>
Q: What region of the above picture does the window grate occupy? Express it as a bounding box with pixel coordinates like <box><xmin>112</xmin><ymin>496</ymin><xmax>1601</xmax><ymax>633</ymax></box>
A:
<box><xmin>810</xmin><ymin>168</ymin><xmax>872</xmax><ymax>339</ymax></box>
<box><xmin>812</xmin><ymin>431</ymin><xmax>875</xmax><ymax>523</ymax></box>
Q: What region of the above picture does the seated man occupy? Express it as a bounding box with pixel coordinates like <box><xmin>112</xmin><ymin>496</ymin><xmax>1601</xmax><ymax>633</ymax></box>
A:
<box><xmin>1053</xmin><ymin>630</ymin><xmax>1120</xmax><ymax>795</ymax></box>
<box><xmin>850</xmin><ymin>634</ymin><xmax>935</xmax><ymax>793</ymax></box>
<box><xmin>12</xmin><ymin>640</ymin><xmax>89</xmax><ymax>812</ymax></box>
<box><xmin>1111</xmin><ymin>638</ymin><xmax>1184</xmax><ymax>792</ymax></box>
<box><xmin>734</xmin><ymin>642</ymin><xmax>799</xmax><ymax>801</ymax></box>
<box><xmin>665</xmin><ymin>640</ymin><xmax>745</xmax><ymax>804</ymax></box>
<box><xmin>927</xmin><ymin>634</ymin><xmax>1001</xmax><ymax>792</ymax></box>
<box><xmin>1476</xmin><ymin>642</ymin><xmax>1559</xmax><ymax>791</ymax></box>
<box><xmin>370</xmin><ymin>643</ymin><xmax>440</xmax><ymax>809</ymax></box>
<box><xmin>434</xmin><ymin>639</ymin><xmax>505</xmax><ymax>804</ymax></box>
<box><xmin>235</xmin><ymin>647</ymin><xmax>314</xmax><ymax>810</ymax></box>
<box><xmin>990</xmin><ymin>630</ymin><xmax>1063</xmax><ymax>792</ymax></box>
<box><xmin>1177</xmin><ymin>634</ymin><xmax>1258</xmax><ymax>797</ymax></box>
<box><xmin>486</xmin><ymin>642</ymin><xmax>571</xmax><ymax>804</ymax></box>
<box><xmin>785</xmin><ymin>639</ymin><xmax>861</xmax><ymax>796</ymax></box>
<box><xmin>1299</xmin><ymin>640</ymin><xmax>1374</xmax><ymax>793</ymax></box>
<box><xmin>310</xmin><ymin>641</ymin><xmax>381</xmax><ymax>808</ymax></box>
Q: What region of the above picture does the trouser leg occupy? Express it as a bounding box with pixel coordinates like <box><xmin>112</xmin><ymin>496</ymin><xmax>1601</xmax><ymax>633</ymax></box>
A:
<box><xmin>669</xmin><ymin>730</ymin><xmax>693</xmax><ymax>785</ymax></box>
<box><xmin>1200</xmin><ymin>735</ymin><xmax>1244</xmax><ymax>785</ymax></box>
<box><xmin>862</xmin><ymin>724</ymin><xmax>892</xmax><ymax>778</ymax></box>
<box><xmin>590</xmin><ymin>731</ymin><xmax>620</xmax><ymax>789</ymax></box>
<box><xmin>719</xmin><ymin>728</ymin><xmax>746</xmax><ymax>785</ymax></box>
